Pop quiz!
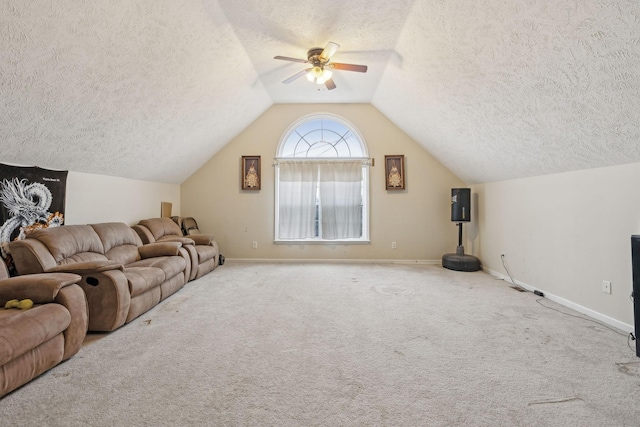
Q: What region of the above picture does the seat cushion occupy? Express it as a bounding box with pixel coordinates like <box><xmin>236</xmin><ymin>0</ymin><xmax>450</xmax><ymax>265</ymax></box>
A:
<box><xmin>157</xmin><ymin>236</ymin><xmax>194</xmax><ymax>246</ymax></box>
<box><xmin>195</xmin><ymin>245</ymin><xmax>218</xmax><ymax>264</ymax></box>
<box><xmin>123</xmin><ymin>267</ymin><xmax>165</xmax><ymax>298</ymax></box>
<box><xmin>0</xmin><ymin>304</ymin><xmax>71</xmax><ymax>365</ymax></box>
<box><xmin>129</xmin><ymin>256</ymin><xmax>186</xmax><ymax>281</ymax></box>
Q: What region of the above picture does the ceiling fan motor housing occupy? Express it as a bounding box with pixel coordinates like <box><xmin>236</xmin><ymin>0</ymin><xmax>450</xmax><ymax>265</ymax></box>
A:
<box><xmin>307</xmin><ymin>48</ymin><xmax>325</xmax><ymax>65</ymax></box>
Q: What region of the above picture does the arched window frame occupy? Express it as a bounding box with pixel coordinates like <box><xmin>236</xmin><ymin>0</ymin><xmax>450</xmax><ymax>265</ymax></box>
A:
<box><xmin>274</xmin><ymin>113</ymin><xmax>370</xmax><ymax>244</ymax></box>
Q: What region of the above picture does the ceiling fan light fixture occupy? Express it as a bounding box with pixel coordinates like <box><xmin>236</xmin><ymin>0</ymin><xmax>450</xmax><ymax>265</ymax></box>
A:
<box><xmin>317</xmin><ymin>69</ymin><xmax>333</xmax><ymax>85</ymax></box>
<box><xmin>311</xmin><ymin>66</ymin><xmax>324</xmax><ymax>78</ymax></box>
<box><xmin>307</xmin><ymin>67</ymin><xmax>332</xmax><ymax>85</ymax></box>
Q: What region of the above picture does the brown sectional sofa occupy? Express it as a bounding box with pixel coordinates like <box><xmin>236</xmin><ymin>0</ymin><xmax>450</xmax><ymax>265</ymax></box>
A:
<box><xmin>9</xmin><ymin>222</ymin><xmax>189</xmax><ymax>332</ymax></box>
<box><xmin>0</xmin><ymin>261</ymin><xmax>88</xmax><ymax>398</ymax></box>
<box><xmin>133</xmin><ymin>217</ymin><xmax>219</xmax><ymax>281</ymax></box>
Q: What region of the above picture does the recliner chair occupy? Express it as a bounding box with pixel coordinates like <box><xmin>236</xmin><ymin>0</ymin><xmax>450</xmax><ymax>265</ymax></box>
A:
<box><xmin>0</xmin><ymin>261</ymin><xmax>88</xmax><ymax>397</ymax></box>
<box><xmin>133</xmin><ymin>218</ymin><xmax>220</xmax><ymax>281</ymax></box>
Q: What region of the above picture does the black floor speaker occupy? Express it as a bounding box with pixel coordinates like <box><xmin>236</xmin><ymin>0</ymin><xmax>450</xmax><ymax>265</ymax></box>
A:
<box><xmin>631</xmin><ymin>235</ymin><xmax>640</xmax><ymax>357</ymax></box>
<box><xmin>443</xmin><ymin>188</ymin><xmax>480</xmax><ymax>272</ymax></box>
<box><xmin>451</xmin><ymin>188</ymin><xmax>471</xmax><ymax>222</ymax></box>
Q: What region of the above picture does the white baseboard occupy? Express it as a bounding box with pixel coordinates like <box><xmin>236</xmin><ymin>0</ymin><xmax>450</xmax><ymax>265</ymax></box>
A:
<box><xmin>483</xmin><ymin>267</ymin><xmax>634</xmax><ymax>334</ymax></box>
<box><xmin>227</xmin><ymin>258</ymin><xmax>442</xmax><ymax>265</ymax></box>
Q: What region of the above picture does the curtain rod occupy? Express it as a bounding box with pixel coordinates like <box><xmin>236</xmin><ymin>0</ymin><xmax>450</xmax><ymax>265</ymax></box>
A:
<box><xmin>273</xmin><ymin>157</ymin><xmax>374</xmax><ymax>166</ymax></box>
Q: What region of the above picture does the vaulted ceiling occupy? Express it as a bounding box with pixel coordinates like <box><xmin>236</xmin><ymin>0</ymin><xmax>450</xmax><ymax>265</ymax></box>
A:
<box><xmin>2</xmin><ymin>0</ymin><xmax>639</xmax><ymax>184</ymax></box>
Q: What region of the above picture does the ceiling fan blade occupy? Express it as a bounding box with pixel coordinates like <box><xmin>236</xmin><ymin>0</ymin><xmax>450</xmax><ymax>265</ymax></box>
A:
<box><xmin>274</xmin><ymin>55</ymin><xmax>309</xmax><ymax>64</ymax></box>
<box><xmin>320</xmin><ymin>42</ymin><xmax>340</xmax><ymax>63</ymax></box>
<box><xmin>324</xmin><ymin>78</ymin><xmax>337</xmax><ymax>90</ymax></box>
<box><xmin>283</xmin><ymin>68</ymin><xmax>311</xmax><ymax>84</ymax></box>
<box><xmin>330</xmin><ymin>62</ymin><xmax>368</xmax><ymax>73</ymax></box>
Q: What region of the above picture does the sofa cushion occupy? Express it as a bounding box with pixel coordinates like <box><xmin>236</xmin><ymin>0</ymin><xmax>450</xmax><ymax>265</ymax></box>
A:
<box><xmin>27</xmin><ymin>225</ymin><xmax>105</xmax><ymax>265</ymax></box>
<box><xmin>195</xmin><ymin>245</ymin><xmax>218</xmax><ymax>264</ymax></box>
<box><xmin>128</xmin><ymin>256</ymin><xmax>186</xmax><ymax>281</ymax></box>
<box><xmin>123</xmin><ymin>267</ymin><xmax>165</xmax><ymax>298</ymax></box>
<box><xmin>105</xmin><ymin>245</ymin><xmax>141</xmax><ymax>267</ymax></box>
<box><xmin>60</xmin><ymin>252</ymin><xmax>109</xmax><ymax>265</ymax></box>
<box><xmin>91</xmin><ymin>223</ymin><xmax>142</xmax><ymax>265</ymax></box>
<box><xmin>138</xmin><ymin>218</ymin><xmax>183</xmax><ymax>241</ymax></box>
<box><xmin>0</xmin><ymin>304</ymin><xmax>70</xmax><ymax>365</ymax></box>
<box><xmin>157</xmin><ymin>235</ymin><xmax>195</xmax><ymax>246</ymax></box>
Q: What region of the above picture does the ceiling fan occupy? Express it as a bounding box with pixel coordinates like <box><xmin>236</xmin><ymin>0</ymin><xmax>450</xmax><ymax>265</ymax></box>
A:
<box><xmin>274</xmin><ymin>42</ymin><xmax>368</xmax><ymax>90</ymax></box>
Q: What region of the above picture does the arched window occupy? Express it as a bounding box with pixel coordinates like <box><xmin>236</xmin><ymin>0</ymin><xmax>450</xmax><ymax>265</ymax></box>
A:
<box><xmin>275</xmin><ymin>114</ymin><xmax>370</xmax><ymax>243</ymax></box>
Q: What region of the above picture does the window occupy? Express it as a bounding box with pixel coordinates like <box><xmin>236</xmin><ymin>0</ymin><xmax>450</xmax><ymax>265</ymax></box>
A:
<box><xmin>275</xmin><ymin>114</ymin><xmax>370</xmax><ymax>243</ymax></box>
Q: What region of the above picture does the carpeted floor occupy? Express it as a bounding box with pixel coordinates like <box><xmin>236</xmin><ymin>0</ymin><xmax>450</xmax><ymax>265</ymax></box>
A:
<box><xmin>1</xmin><ymin>262</ymin><xmax>639</xmax><ymax>426</ymax></box>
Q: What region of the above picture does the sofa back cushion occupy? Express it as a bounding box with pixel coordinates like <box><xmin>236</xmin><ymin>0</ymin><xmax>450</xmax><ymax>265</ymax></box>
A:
<box><xmin>27</xmin><ymin>225</ymin><xmax>106</xmax><ymax>265</ymax></box>
<box><xmin>90</xmin><ymin>223</ymin><xmax>142</xmax><ymax>265</ymax></box>
<box><xmin>138</xmin><ymin>218</ymin><xmax>183</xmax><ymax>241</ymax></box>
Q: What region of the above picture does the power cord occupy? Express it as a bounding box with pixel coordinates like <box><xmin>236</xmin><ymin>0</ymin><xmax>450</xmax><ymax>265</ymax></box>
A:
<box><xmin>535</xmin><ymin>297</ymin><xmax>637</xmax><ymax>353</ymax></box>
<box><xmin>534</xmin><ymin>298</ymin><xmax>626</xmax><ymax>337</ymax></box>
<box><xmin>501</xmin><ymin>253</ymin><xmax>526</xmax><ymax>292</ymax></box>
<box><xmin>501</xmin><ymin>254</ymin><xmax>636</xmax><ymax>353</ymax></box>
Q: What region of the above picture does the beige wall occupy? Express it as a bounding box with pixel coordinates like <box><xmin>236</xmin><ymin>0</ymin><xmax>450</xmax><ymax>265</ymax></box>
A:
<box><xmin>181</xmin><ymin>104</ymin><xmax>465</xmax><ymax>261</ymax></box>
<box><xmin>66</xmin><ymin>171</ymin><xmax>180</xmax><ymax>225</ymax></box>
<box><xmin>471</xmin><ymin>162</ymin><xmax>640</xmax><ymax>331</ymax></box>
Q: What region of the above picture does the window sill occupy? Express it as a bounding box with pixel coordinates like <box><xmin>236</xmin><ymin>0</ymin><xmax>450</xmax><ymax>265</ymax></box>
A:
<box><xmin>274</xmin><ymin>239</ymin><xmax>370</xmax><ymax>245</ymax></box>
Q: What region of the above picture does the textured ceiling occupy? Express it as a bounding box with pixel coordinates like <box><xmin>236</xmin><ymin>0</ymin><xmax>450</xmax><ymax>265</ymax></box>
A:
<box><xmin>1</xmin><ymin>0</ymin><xmax>272</xmax><ymax>183</ymax></box>
<box><xmin>373</xmin><ymin>0</ymin><xmax>640</xmax><ymax>184</ymax></box>
<box><xmin>1</xmin><ymin>0</ymin><xmax>639</xmax><ymax>184</ymax></box>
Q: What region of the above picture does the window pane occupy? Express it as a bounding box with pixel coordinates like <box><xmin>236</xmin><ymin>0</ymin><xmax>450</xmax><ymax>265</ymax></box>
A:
<box><xmin>279</xmin><ymin>117</ymin><xmax>365</xmax><ymax>158</ymax></box>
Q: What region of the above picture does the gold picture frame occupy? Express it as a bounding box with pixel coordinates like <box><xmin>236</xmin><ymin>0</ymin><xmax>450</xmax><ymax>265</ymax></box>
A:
<box><xmin>385</xmin><ymin>155</ymin><xmax>405</xmax><ymax>190</ymax></box>
<box><xmin>241</xmin><ymin>156</ymin><xmax>261</xmax><ymax>190</ymax></box>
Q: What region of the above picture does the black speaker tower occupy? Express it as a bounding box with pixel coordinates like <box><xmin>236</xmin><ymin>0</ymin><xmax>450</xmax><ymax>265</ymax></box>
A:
<box><xmin>442</xmin><ymin>188</ymin><xmax>481</xmax><ymax>272</ymax></box>
<box><xmin>631</xmin><ymin>235</ymin><xmax>640</xmax><ymax>357</ymax></box>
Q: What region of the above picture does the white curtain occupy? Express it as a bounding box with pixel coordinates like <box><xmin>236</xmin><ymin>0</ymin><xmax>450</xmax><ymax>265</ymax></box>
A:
<box><xmin>278</xmin><ymin>161</ymin><xmax>319</xmax><ymax>239</ymax></box>
<box><xmin>319</xmin><ymin>161</ymin><xmax>362</xmax><ymax>240</ymax></box>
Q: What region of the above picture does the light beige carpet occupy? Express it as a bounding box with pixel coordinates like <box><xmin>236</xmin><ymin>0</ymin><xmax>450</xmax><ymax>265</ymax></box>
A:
<box><xmin>1</xmin><ymin>262</ymin><xmax>639</xmax><ymax>426</ymax></box>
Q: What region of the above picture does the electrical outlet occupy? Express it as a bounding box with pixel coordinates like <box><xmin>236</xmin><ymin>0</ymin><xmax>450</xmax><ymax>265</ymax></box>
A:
<box><xmin>602</xmin><ymin>280</ymin><xmax>611</xmax><ymax>294</ymax></box>
<box><xmin>392</xmin><ymin>241</ymin><xmax>397</xmax><ymax>249</ymax></box>
<box><xmin>252</xmin><ymin>241</ymin><xmax>258</xmax><ymax>249</ymax></box>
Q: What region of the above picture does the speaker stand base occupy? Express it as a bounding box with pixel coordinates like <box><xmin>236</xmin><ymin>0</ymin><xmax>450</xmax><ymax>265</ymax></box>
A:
<box><xmin>442</xmin><ymin>247</ymin><xmax>481</xmax><ymax>272</ymax></box>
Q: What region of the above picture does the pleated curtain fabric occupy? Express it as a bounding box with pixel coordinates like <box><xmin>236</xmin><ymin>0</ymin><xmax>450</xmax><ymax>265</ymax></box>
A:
<box><xmin>318</xmin><ymin>161</ymin><xmax>362</xmax><ymax>239</ymax></box>
<box><xmin>278</xmin><ymin>161</ymin><xmax>319</xmax><ymax>239</ymax></box>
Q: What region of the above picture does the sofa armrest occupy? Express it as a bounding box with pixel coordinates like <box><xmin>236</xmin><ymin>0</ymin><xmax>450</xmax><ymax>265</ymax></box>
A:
<box><xmin>131</xmin><ymin>224</ymin><xmax>156</xmax><ymax>244</ymax></box>
<box><xmin>9</xmin><ymin>238</ymin><xmax>58</xmax><ymax>273</ymax></box>
<box><xmin>0</xmin><ymin>273</ymin><xmax>81</xmax><ymax>305</ymax></box>
<box><xmin>157</xmin><ymin>236</ymin><xmax>195</xmax><ymax>246</ymax></box>
<box><xmin>53</xmin><ymin>283</ymin><xmax>89</xmax><ymax>360</ymax></box>
<box><xmin>75</xmin><ymin>269</ymin><xmax>130</xmax><ymax>332</ymax></box>
<box><xmin>138</xmin><ymin>242</ymin><xmax>182</xmax><ymax>259</ymax></box>
<box><xmin>46</xmin><ymin>260</ymin><xmax>124</xmax><ymax>275</ymax></box>
<box><xmin>190</xmin><ymin>234</ymin><xmax>216</xmax><ymax>246</ymax></box>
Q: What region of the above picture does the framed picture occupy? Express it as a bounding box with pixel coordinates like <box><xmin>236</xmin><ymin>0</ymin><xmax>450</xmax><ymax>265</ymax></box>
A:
<box><xmin>241</xmin><ymin>156</ymin><xmax>261</xmax><ymax>190</ymax></box>
<box><xmin>385</xmin><ymin>155</ymin><xmax>405</xmax><ymax>190</ymax></box>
